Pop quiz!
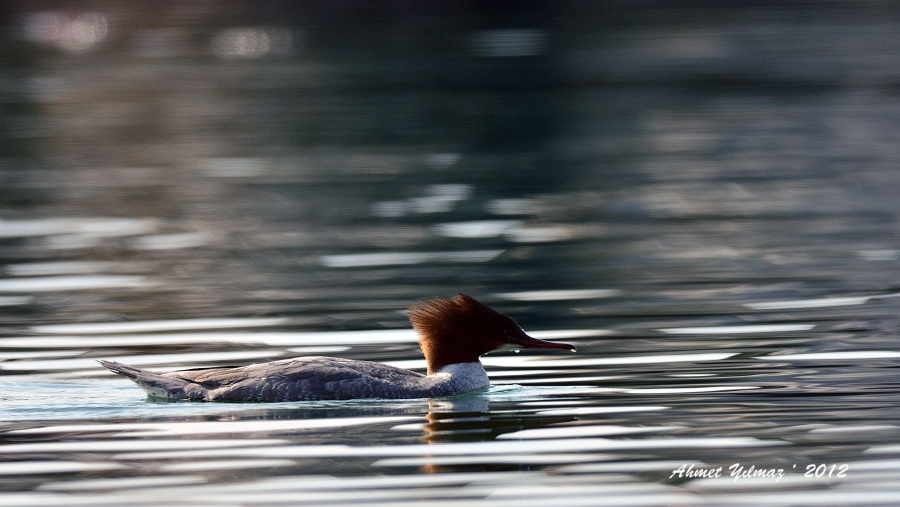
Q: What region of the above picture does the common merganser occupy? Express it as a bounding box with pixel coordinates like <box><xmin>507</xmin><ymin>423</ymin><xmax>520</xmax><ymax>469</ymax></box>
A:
<box><xmin>99</xmin><ymin>294</ymin><xmax>574</xmax><ymax>402</ymax></box>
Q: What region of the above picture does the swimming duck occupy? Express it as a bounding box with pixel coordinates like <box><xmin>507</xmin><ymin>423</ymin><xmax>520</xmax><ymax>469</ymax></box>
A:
<box><xmin>99</xmin><ymin>293</ymin><xmax>574</xmax><ymax>401</ymax></box>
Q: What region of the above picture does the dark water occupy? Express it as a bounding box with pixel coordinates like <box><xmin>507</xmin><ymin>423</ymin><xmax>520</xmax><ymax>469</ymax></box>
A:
<box><xmin>2</xmin><ymin>2</ymin><xmax>900</xmax><ymax>506</ymax></box>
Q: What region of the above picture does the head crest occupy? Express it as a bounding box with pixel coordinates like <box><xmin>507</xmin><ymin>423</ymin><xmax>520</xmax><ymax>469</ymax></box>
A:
<box><xmin>408</xmin><ymin>293</ymin><xmax>492</xmax><ymax>328</ymax></box>
<box><xmin>407</xmin><ymin>293</ymin><xmax>573</xmax><ymax>374</ymax></box>
<box><xmin>407</xmin><ymin>293</ymin><xmax>503</xmax><ymax>373</ymax></box>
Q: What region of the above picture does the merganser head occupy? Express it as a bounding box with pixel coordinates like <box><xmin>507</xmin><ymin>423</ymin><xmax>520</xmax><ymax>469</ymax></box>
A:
<box><xmin>408</xmin><ymin>293</ymin><xmax>574</xmax><ymax>375</ymax></box>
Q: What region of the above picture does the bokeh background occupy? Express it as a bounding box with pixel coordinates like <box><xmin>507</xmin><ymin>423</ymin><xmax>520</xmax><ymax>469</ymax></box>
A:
<box><xmin>1</xmin><ymin>1</ymin><xmax>897</xmax><ymax>327</ymax></box>
<box><xmin>2</xmin><ymin>1</ymin><xmax>900</xmax><ymax>505</ymax></box>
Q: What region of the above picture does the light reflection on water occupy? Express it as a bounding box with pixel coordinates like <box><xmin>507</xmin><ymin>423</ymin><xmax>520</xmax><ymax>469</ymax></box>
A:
<box><xmin>0</xmin><ymin>275</ymin><xmax>154</xmax><ymax>292</ymax></box>
<box><xmin>3</xmin><ymin>296</ymin><xmax>900</xmax><ymax>506</ymax></box>
<box><xmin>31</xmin><ymin>317</ymin><xmax>290</xmax><ymax>334</ymax></box>
<box><xmin>2</xmin><ymin>2</ymin><xmax>900</xmax><ymax>506</ymax></box>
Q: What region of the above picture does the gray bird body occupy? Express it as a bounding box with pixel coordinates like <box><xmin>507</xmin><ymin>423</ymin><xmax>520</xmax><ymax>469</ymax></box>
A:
<box><xmin>99</xmin><ymin>294</ymin><xmax>571</xmax><ymax>402</ymax></box>
<box><xmin>99</xmin><ymin>357</ymin><xmax>489</xmax><ymax>402</ymax></box>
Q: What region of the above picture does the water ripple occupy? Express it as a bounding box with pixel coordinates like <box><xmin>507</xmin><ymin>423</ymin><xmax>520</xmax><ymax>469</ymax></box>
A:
<box><xmin>31</xmin><ymin>317</ymin><xmax>289</xmax><ymax>334</ymax></box>
<box><xmin>112</xmin><ymin>436</ymin><xmax>785</xmax><ymax>461</ymax></box>
<box><xmin>0</xmin><ymin>329</ymin><xmax>418</xmax><ymax>349</ymax></box>
<box><xmin>320</xmin><ymin>250</ymin><xmax>505</xmax><ymax>267</ymax></box>
<box><xmin>11</xmin><ymin>416</ymin><xmax>419</xmax><ymax>438</ymax></box>
<box><xmin>495</xmin><ymin>289</ymin><xmax>622</xmax><ymax>301</ymax></box>
<box><xmin>0</xmin><ymin>275</ymin><xmax>154</xmax><ymax>292</ymax></box>
<box><xmin>745</xmin><ymin>296</ymin><xmax>872</xmax><ymax>310</ymax></box>
<box><xmin>755</xmin><ymin>351</ymin><xmax>900</xmax><ymax>361</ymax></box>
<box><xmin>660</xmin><ymin>324</ymin><xmax>815</xmax><ymax>334</ymax></box>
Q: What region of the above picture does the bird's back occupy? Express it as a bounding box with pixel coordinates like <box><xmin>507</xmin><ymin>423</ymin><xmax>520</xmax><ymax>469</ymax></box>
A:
<box><xmin>101</xmin><ymin>356</ymin><xmax>483</xmax><ymax>402</ymax></box>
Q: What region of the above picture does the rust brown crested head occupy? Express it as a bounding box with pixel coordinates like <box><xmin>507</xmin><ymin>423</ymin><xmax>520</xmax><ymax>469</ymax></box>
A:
<box><xmin>408</xmin><ymin>293</ymin><xmax>573</xmax><ymax>375</ymax></box>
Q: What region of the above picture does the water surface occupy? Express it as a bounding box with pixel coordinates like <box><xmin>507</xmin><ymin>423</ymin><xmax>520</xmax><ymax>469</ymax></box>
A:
<box><xmin>2</xmin><ymin>2</ymin><xmax>900</xmax><ymax>506</ymax></box>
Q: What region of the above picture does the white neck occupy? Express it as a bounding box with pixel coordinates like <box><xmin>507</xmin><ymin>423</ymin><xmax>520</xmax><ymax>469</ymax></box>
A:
<box><xmin>430</xmin><ymin>362</ymin><xmax>490</xmax><ymax>392</ymax></box>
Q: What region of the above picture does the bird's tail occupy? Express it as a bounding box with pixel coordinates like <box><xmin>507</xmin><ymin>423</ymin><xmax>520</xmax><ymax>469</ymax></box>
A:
<box><xmin>98</xmin><ymin>360</ymin><xmax>203</xmax><ymax>400</ymax></box>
